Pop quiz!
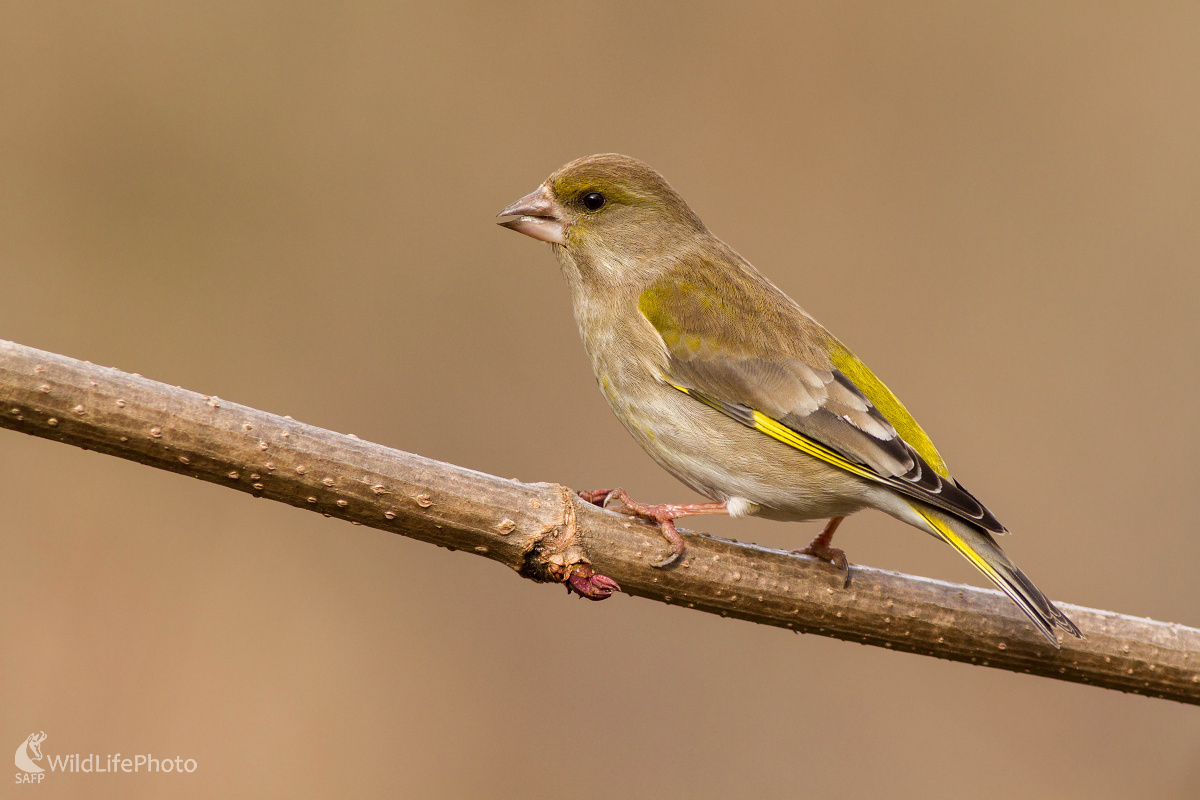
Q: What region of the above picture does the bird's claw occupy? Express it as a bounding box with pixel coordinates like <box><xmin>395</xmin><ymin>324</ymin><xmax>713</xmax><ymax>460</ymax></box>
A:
<box><xmin>579</xmin><ymin>487</ymin><xmax>688</xmax><ymax>568</ymax></box>
<box><xmin>649</xmin><ymin>517</ymin><xmax>685</xmax><ymax>567</ymax></box>
<box><xmin>577</xmin><ymin>488</ymin><xmax>616</xmax><ymax>507</ymax></box>
<box><xmin>795</xmin><ymin>541</ymin><xmax>851</xmax><ymax>589</ymax></box>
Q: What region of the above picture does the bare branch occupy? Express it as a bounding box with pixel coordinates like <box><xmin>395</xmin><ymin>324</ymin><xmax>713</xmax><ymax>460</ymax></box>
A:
<box><xmin>2</xmin><ymin>338</ymin><xmax>1197</xmax><ymax>704</ymax></box>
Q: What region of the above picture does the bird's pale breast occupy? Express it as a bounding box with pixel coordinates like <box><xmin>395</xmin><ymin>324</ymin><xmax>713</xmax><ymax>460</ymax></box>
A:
<box><xmin>567</xmin><ymin>276</ymin><xmax>875</xmax><ymax>523</ymax></box>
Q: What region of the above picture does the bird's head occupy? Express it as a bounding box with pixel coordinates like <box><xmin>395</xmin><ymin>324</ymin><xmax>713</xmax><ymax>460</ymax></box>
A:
<box><xmin>498</xmin><ymin>154</ymin><xmax>706</xmax><ymax>259</ymax></box>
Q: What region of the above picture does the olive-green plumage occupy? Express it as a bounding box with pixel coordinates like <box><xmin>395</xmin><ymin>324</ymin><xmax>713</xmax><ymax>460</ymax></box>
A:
<box><xmin>499</xmin><ymin>153</ymin><xmax>1080</xmax><ymax>645</ymax></box>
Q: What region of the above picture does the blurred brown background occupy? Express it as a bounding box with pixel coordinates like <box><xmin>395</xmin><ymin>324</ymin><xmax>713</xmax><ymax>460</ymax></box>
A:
<box><xmin>2</xmin><ymin>3</ymin><xmax>1198</xmax><ymax>798</ymax></box>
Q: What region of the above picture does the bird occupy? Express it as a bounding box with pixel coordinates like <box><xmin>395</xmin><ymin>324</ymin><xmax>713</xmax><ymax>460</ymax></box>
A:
<box><xmin>497</xmin><ymin>153</ymin><xmax>1081</xmax><ymax>645</ymax></box>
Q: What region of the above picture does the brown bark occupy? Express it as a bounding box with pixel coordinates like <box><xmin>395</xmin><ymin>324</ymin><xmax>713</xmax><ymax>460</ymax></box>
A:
<box><xmin>2</xmin><ymin>338</ymin><xmax>1198</xmax><ymax>704</ymax></box>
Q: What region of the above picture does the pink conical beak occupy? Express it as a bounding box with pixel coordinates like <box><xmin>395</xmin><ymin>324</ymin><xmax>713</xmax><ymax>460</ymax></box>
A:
<box><xmin>497</xmin><ymin>184</ymin><xmax>566</xmax><ymax>244</ymax></box>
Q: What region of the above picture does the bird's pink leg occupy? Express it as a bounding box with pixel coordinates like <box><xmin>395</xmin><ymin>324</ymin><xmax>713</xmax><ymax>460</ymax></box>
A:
<box><xmin>794</xmin><ymin>516</ymin><xmax>851</xmax><ymax>588</ymax></box>
<box><xmin>578</xmin><ymin>487</ymin><xmax>728</xmax><ymax>567</ymax></box>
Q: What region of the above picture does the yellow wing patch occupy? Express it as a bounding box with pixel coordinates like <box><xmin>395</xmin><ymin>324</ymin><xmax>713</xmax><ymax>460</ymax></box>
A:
<box><xmin>749</xmin><ymin>410</ymin><xmax>879</xmax><ymax>482</ymax></box>
<box><xmin>670</xmin><ymin>382</ymin><xmax>878</xmax><ymax>483</ymax></box>
<box><xmin>827</xmin><ymin>341</ymin><xmax>950</xmax><ymax>478</ymax></box>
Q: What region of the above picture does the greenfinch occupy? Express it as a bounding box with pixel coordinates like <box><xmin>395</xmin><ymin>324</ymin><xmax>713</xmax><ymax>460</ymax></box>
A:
<box><xmin>499</xmin><ymin>153</ymin><xmax>1080</xmax><ymax>645</ymax></box>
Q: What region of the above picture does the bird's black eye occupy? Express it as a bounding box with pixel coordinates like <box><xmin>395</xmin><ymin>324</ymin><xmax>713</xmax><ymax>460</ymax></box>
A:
<box><xmin>582</xmin><ymin>192</ymin><xmax>606</xmax><ymax>211</ymax></box>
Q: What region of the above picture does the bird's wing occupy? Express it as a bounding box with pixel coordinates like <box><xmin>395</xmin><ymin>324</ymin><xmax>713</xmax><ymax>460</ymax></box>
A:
<box><xmin>638</xmin><ymin>271</ymin><xmax>1004</xmax><ymax>533</ymax></box>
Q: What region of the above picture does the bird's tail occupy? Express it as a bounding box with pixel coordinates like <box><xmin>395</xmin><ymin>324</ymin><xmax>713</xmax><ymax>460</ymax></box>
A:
<box><xmin>907</xmin><ymin>502</ymin><xmax>1082</xmax><ymax>646</ymax></box>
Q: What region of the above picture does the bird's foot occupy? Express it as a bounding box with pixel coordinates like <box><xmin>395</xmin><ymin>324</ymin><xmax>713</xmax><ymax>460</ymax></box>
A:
<box><xmin>796</xmin><ymin>541</ymin><xmax>850</xmax><ymax>588</ymax></box>
<box><xmin>577</xmin><ymin>488</ymin><xmax>616</xmax><ymax>507</ymax></box>
<box><xmin>793</xmin><ymin>517</ymin><xmax>851</xmax><ymax>588</ymax></box>
<box><xmin>577</xmin><ymin>487</ymin><xmax>728</xmax><ymax>568</ymax></box>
